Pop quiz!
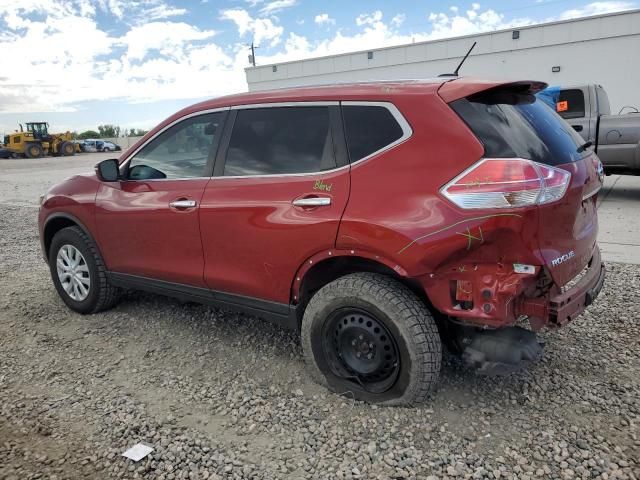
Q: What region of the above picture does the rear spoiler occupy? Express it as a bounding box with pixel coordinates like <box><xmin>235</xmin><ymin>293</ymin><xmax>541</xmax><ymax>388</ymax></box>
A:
<box><xmin>438</xmin><ymin>78</ymin><xmax>548</xmax><ymax>103</ymax></box>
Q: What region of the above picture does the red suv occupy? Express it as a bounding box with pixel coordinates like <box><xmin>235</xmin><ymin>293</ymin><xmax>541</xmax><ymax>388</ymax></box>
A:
<box><xmin>39</xmin><ymin>78</ymin><xmax>605</xmax><ymax>405</ymax></box>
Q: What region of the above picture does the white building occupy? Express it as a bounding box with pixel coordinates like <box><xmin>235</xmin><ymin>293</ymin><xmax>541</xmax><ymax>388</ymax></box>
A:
<box><xmin>245</xmin><ymin>9</ymin><xmax>640</xmax><ymax>113</ymax></box>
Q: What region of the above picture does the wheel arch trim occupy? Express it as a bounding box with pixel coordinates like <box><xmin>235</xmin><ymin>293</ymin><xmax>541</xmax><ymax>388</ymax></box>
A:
<box><xmin>291</xmin><ymin>248</ymin><xmax>410</xmax><ymax>304</ymax></box>
<box><xmin>42</xmin><ymin>212</ymin><xmax>98</xmax><ymax>263</ymax></box>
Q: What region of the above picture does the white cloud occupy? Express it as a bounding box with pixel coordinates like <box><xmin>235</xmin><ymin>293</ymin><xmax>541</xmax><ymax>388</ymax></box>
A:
<box><xmin>96</xmin><ymin>0</ymin><xmax>186</xmax><ymax>22</ymax></box>
<box><xmin>0</xmin><ymin>1</ymin><xmax>242</xmax><ymax>114</ymax></box>
<box><xmin>356</xmin><ymin>10</ymin><xmax>383</xmax><ymax>27</ymax></box>
<box><xmin>558</xmin><ymin>1</ymin><xmax>634</xmax><ymax>19</ymax></box>
<box><xmin>259</xmin><ymin>0</ymin><xmax>297</xmax><ymax>15</ymax></box>
<box><xmin>314</xmin><ymin>13</ymin><xmax>335</xmax><ymax>26</ymax></box>
<box><xmin>264</xmin><ymin>6</ymin><xmax>537</xmax><ymax>66</ymax></box>
<box><xmin>100</xmin><ymin>0</ymin><xmax>124</xmax><ymax>19</ymax></box>
<box><xmin>0</xmin><ymin>0</ymin><xmax>635</xmax><ymax>122</ymax></box>
<box><xmin>119</xmin><ymin>22</ymin><xmax>216</xmax><ymax>61</ymax></box>
<box><xmin>220</xmin><ymin>8</ymin><xmax>283</xmax><ymax>47</ymax></box>
<box><xmin>144</xmin><ymin>4</ymin><xmax>187</xmax><ymax>20</ymax></box>
<box><xmin>391</xmin><ymin>13</ymin><xmax>406</xmax><ymax>27</ymax></box>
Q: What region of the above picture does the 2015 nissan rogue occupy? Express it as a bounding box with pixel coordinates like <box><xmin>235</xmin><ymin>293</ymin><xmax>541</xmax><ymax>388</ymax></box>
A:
<box><xmin>38</xmin><ymin>77</ymin><xmax>605</xmax><ymax>405</ymax></box>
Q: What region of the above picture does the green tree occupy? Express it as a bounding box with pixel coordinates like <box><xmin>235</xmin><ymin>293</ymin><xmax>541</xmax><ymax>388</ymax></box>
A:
<box><xmin>78</xmin><ymin>130</ymin><xmax>100</xmax><ymax>139</ymax></box>
<box><xmin>125</xmin><ymin>128</ymin><xmax>149</xmax><ymax>137</ymax></box>
<box><xmin>97</xmin><ymin>124</ymin><xmax>121</xmax><ymax>138</ymax></box>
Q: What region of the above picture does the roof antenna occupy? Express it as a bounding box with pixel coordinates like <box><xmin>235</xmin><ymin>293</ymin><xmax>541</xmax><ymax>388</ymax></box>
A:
<box><xmin>438</xmin><ymin>41</ymin><xmax>477</xmax><ymax>77</ymax></box>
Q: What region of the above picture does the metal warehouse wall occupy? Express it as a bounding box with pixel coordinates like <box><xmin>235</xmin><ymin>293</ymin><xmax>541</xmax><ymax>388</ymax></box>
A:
<box><xmin>246</xmin><ymin>10</ymin><xmax>640</xmax><ymax>113</ymax></box>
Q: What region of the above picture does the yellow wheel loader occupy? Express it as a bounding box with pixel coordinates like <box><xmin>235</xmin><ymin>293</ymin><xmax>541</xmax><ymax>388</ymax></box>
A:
<box><xmin>2</xmin><ymin>122</ymin><xmax>80</xmax><ymax>158</ymax></box>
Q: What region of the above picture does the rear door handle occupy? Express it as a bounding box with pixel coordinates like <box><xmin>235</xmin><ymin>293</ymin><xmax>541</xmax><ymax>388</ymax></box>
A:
<box><xmin>169</xmin><ymin>199</ymin><xmax>197</xmax><ymax>209</ymax></box>
<box><xmin>292</xmin><ymin>197</ymin><xmax>331</xmax><ymax>207</ymax></box>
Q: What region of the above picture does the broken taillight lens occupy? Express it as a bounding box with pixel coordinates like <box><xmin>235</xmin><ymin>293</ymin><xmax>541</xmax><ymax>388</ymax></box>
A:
<box><xmin>440</xmin><ymin>158</ymin><xmax>571</xmax><ymax>209</ymax></box>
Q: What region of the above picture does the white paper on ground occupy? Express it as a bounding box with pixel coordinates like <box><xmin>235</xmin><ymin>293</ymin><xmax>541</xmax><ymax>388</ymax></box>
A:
<box><xmin>122</xmin><ymin>443</ymin><xmax>154</xmax><ymax>462</ymax></box>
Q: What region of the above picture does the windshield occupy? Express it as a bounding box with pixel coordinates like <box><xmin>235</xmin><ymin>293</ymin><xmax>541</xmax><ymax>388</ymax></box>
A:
<box><xmin>451</xmin><ymin>90</ymin><xmax>587</xmax><ymax>166</ymax></box>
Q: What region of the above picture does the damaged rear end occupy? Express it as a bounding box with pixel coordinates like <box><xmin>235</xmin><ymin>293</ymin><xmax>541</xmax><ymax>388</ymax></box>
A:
<box><xmin>424</xmin><ymin>80</ymin><xmax>605</xmax><ymax>372</ymax></box>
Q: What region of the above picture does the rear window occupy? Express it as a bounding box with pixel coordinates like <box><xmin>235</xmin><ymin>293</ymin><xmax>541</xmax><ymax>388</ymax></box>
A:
<box><xmin>342</xmin><ymin>105</ymin><xmax>404</xmax><ymax>162</ymax></box>
<box><xmin>451</xmin><ymin>90</ymin><xmax>587</xmax><ymax>166</ymax></box>
<box><xmin>557</xmin><ymin>89</ymin><xmax>586</xmax><ymax>119</ymax></box>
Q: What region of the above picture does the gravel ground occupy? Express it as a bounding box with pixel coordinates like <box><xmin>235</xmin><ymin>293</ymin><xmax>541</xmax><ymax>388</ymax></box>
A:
<box><xmin>0</xmin><ymin>203</ymin><xmax>638</xmax><ymax>480</ymax></box>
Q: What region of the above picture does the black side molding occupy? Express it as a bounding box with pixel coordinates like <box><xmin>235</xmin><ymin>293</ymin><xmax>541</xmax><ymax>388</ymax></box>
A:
<box><xmin>108</xmin><ymin>272</ymin><xmax>297</xmax><ymax>330</ymax></box>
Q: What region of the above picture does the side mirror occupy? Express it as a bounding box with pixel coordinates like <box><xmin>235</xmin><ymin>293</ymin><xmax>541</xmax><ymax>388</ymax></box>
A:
<box><xmin>95</xmin><ymin>159</ymin><xmax>120</xmax><ymax>182</ymax></box>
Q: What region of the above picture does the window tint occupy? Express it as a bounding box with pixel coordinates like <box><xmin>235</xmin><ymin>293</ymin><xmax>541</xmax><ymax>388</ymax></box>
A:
<box><xmin>451</xmin><ymin>91</ymin><xmax>587</xmax><ymax>166</ymax></box>
<box><xmin>128</xmin><ymin>112</ymin><xmax>225</xmax><ymax>180</ymax></box>
<box><xmin>224</xmin><ymin>107</ymin><xmax>334</xmax><ymax>176</ymax></box>
<box><xmin>342</xmin><ymin>105</ymin><xmax>404</xmax><ymax>162</ymax></box>
<box><xmin>557</xmin><ymin>89</ymin><xmax>586</xmax><ymax>119</ymax></box>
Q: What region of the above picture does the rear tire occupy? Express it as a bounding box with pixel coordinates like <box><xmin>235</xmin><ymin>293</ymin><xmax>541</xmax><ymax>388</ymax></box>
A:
<box><xmin>25</xmin><ymin>143</ymin><xmax>43</xmax><ymax>158</ymax></box>
<box><xmin>49</xmin><ymin>226</ymin><xmax>120</xmax><ymax>314</ymax></box>
<box><xmin>301</xmin><ymin>273</ymin><xmax>442</xmax><ymax>406</ymax></box>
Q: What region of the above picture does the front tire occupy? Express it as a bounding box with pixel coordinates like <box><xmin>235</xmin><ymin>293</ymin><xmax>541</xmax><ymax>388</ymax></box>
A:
<box><xmin>301</xmin><ymin>273</ymin><xmax>442</xmax><ymax>406</ymax></box>
<box><xmin>60</xmin><ymin>141</ymin><xmax>75</xmax><ymax>156</ymax></box>
<box><xmin>49</xmin><ymin>226</ymin><xmax>119</xmax><ymax>314</ymax></box>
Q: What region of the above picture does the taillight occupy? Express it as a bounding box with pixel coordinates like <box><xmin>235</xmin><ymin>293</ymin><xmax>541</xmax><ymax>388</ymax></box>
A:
<box><xmin>441</xmin><ymin>158</ymin><xmax>571</xmax><ymax>210</ymax></box>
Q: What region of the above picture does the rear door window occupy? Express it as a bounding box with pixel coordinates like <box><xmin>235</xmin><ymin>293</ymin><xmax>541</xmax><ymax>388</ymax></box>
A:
<box><xmin>451</xmin><ymin>90</ymin><xmax>587</xmax><ymax>166</ymax></box>
<box><xmin>224</xmin><ymin>106</ymin><xmax>335</xmax><ymax>176</ymax></box>
<box><xmin>342</xmin><ymin>105</ymin><xmax>404</xmax><ymax>162</ymax></box>
<box><xmin>557</xmin><ymin>89</ymin><xmax>586</xmax><ymax>119</ymax></box>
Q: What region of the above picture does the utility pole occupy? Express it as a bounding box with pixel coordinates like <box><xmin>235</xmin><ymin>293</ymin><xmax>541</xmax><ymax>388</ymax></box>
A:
<box><xmin>248</xmin><ymin>42</ymin><xmax>258</xmax><ymax>67</ymax></box>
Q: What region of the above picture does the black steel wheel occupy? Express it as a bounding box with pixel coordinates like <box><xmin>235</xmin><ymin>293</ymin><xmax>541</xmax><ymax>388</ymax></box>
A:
<box><xmin>301</xmin><ymin>273</ymin><xmax>442</xmax><ymax>406</ymax></box>
<box><xmin>323</xmin><ymin>308</ymin><xmax>400</xmax><ymax>394</ymax></box>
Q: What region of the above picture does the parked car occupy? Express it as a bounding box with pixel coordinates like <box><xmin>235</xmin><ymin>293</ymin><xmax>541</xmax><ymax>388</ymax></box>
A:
<box><xmin>541</xmin><ymin>84</ymin><xmax>640</xmax><ymax>175</ymax></box>
<box><xmin>73</xmin><ymin>140</ymin><xmax>89</xmax><ymax>152</ymax></box>
<box><xmin>97</xmin><ymin>140</ymin><xmax>121</xmax><ymax>152</ymax></box>
<box><xmin>77</xmin><ymin>140</ymin><xmax>98</xmax><ymax>153</ymax></box>
<box><xmin>78</xmin><ymin>139</ymin><xmax>121</xmax><ymax>153</ymax></box>
<box><xmin>38</xmin><ymin>78</ymin><xmax>605</xmax><ymax>405</ymax></box>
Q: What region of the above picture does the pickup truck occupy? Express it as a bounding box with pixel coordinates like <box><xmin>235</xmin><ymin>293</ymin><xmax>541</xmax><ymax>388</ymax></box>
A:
<box><xmin>546</xmin><ymin>84</ymin><xmax>640</xmax><ymax>175</ymax></box>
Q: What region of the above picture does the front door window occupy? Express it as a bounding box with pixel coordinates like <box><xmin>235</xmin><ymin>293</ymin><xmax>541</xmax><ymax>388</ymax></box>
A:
<box><xmin>127</xmin><ymin>112</ymin><xmax>226</xmax><ymax>180</ymax></box>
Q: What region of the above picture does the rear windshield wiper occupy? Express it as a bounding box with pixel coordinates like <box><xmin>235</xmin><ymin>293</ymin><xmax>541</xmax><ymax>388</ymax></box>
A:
<box><xmin>577</xmin><ymin>140</ymin><xmax>593</xmax><ymax>153</ymax></box>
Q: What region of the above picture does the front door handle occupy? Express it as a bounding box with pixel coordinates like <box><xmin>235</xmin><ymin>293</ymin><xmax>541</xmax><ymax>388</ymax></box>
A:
<box><xmin>292</xmin><ymin>197</ymin><xmax>331</xmax><ymax>207</ymax></box>
<box><xmin>572</xmin><ymin>125</ymin><xmax>583</xmax><ymax>132</ymax></box>
<box><xmin>169</xmin><ymin>199</ymin><xmax>197</xmax><ymax>209</ymax></box>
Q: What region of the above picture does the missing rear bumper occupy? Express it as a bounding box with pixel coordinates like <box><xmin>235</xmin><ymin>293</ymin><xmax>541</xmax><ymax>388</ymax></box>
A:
<box><xmin>517</xmin><ymin>247</ymin><xmax>605</xmax><ymax>329</ymax></box>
